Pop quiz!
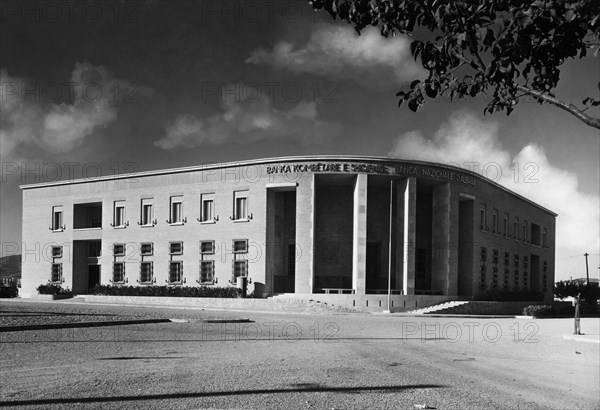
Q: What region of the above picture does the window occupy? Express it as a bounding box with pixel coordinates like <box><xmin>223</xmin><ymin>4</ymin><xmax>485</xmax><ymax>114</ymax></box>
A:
<box><xmin>531</xmin><ymin>223</ymin><xmax>541</xmax><ymax>246</ymax></box>
<box><xmin>169</xmin><ymin>196</ymin><xmax>183</xmax><ymax>224</ymax></box>
<box><xmin>492</xmin><ymin>209</ymin><xmax>498</xmax><ymax>233</ymax></box>
<box><xmin>51</xmin><ymin>246</ymin><xmax>62</xmax><ymax>258</ymax></box>
<box><xmin>52</xmin><ymin>206</ymin><xmax>63</xmax><ymax>230</ymax></box>
<box><xmin>503</xmin><ymin>214</ymin><xmax>509</xmax><ymax>238</ymax></box>
<box><xmin>232</xmin><ymin>260</ymin><xmax>248</xmax><ymax>280</ymax></box>
<box><xmin>140</xmin><ymin>242</ymin><xmax>153</xmax><ymax>256</ymax></box>
<box><xmin>51</xmin><ymin>263</ymin><xmax>62</xmax><ymax>283</ymax></box>
<box><xmin>233</xmin><ymin>191</ymin><xmax>249</xmax><ymax>221</ymax></box>
<box><xmin>479</xmin><ymin>205</ymin><xmax>487</xmax><ymax>230</ymax></box>
<box><xmin>504</xmin><ymin>252</ymin><xmax>510</xmax><ymax>265</ymax></box>
<box><xmin>522</xmin><ymin>220</ymin><xmax>528</xmax><ymax>242</ymax></box>
<box><xmin>112</xmin><ymin>201</ymin><xmax>126</xmax><ymax>227</ymax></box>
<box><xmin>200</xmin><ymin>240</ymin><xmax>215</xmax><ymax>255</ymax></box>
<box><xmin>170</xmin><ymin>241</ymin><xmax>183</xmax><ymax>255</ymax></box>
<box><xmin>139</xmin><ymin>261</ymin><xmax>153</xmax><ymax>283</ymax></box>
<box><xmin>233</xmin><ymin>239</ymin><xmax>248</xmax><ymax>254</ymax></box>
<box><xmin>112</xmin><ymin>262</ymin><xmax>125</xmax><ymax>283</ymax></box>
<box><xmin>73</xmin><ymin>202</ymin><xmax>102</xmax><ymax>229</ymax></box>
<box><xmin>513</xmin><ymin>217</ymin><xmax>520</xmax><ymax>240</ymax></box>
<box><xmin>479</xmin><ymin>246</ymin><xmax>487</xmax><ymax>262</ymax></box>
<box><xmin>169</xmin><ymin>261</ymin><xmax>183</xmax><ymax>283</ymax></box>
<box><xmin>141</xmin><ymin>199</ymin><xmax>154</xmax><ymax>226</ymax></box>
<box><xmin>113</xmin><ymin>243</ymin><xmax>125</xmax><ymax>257</ymax></box>
<box><xmin>492</xmin><ymin>249</ymin><xmax>499</xmax><ymax>264</ymax></box>
<box><xmin>542</xmin><ymin>228</ymin><xmax>548</xmax><ymax>247</ymax></box>
<box><xmin>200</xmin><ymin>194</ymin><xmax>215</xmax><ymax>222</ymax></box>
<box><xmin>199</xmin><ymin>261</ymin><xmax>215</xmax><ymax>284</ymax></box>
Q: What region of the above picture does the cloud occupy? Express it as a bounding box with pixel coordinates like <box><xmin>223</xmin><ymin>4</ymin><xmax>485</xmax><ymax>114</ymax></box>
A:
<box><xmin>0</xmin><ymin>63</ymin><xmax>124</xmax><ymax>161</ymax></box>
<box><xmin>246</xmin><ymin>24</ymin><xmax>424</xmax><ymax>85</ymax></box>
<box><xmin>154</xmin><ymin>84</ymin><xmax>343</xmax><ymax>149</ymax></box>
<box><xmin>389</xmin><ymin>109</ymin><xmax>600</xmax><ymax>255</ymax></box>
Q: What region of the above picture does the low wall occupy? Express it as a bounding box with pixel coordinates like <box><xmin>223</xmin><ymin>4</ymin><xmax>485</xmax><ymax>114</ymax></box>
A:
<box><xmin>85</xmin><ymin>295</ymin><xmax>274</xmax><ymax>309</ymax></box>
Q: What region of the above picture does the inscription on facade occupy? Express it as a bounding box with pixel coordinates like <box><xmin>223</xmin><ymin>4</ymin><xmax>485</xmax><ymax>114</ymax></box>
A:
<box><xmin>265</xmin><ymin>162</ymin><xmax>476</xmax><ymax>185</ymax></box>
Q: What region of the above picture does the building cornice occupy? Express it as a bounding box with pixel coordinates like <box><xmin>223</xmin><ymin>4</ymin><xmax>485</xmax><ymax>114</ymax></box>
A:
<box><xmin>19</xmin><ymin>155</ymin><xmax>557</xmax><ymax>217</ymax></box>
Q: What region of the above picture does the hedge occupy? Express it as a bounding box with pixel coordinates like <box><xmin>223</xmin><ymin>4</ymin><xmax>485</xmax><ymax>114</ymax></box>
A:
<box><xmin>0</xmin><ymin>287</ymin><xmax>18</xmax><ymax>298</ymax></box>
<box><xmin>523</xmin><ymin>305</ymin><xmax>553</xmax><ymax>317</ymax></box>
<box><xmin>92</xmin><ymin>284</ymin><xmax>242</xmax><ymax>298</ymax></box>
<box><xmin>37</xmin><ymin>284</ymin><xmax>73</xmax><ymax>296</ymax></box>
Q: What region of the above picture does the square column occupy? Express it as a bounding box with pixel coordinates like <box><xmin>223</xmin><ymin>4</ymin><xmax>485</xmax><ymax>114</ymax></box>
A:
<box><xmin>295</xmin><ymin>175</ymin><xmax>315</xmax><ymax>294</ymax></box>
<box><xmin>402</xmin><ymin>177</ymin><xmax>416</xmax><ymax>295</ymax></box>
<box><xmin>352</xmin><ymin>174</ymin><xmax>368</xmax><ymax>294</ymax></box>
<box><xmin>431</xmin><ymin>182</ymin><xmax>458</xmax><ymax>295</ymax></box>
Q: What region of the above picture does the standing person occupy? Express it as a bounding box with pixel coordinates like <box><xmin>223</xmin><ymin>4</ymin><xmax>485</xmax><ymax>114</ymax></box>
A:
<box><xmin>573</xmin><ymin>292</ymin><xmax>582</xmax><ymax>335</ymax></box>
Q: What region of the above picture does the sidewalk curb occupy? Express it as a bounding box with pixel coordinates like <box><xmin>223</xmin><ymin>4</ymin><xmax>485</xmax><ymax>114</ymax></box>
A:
<box><xmin>0</xmin><ymin>318</ymin><xmax>170</xmax><ymax>333</ymax></box>
<box><xmin>561</xmin><ymin>334</ymin><xmax>600</xmax><ymax>344</ymax></box>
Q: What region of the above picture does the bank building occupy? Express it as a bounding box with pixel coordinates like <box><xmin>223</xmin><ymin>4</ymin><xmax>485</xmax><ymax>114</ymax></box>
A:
<box><xmin>20</xmin><ymin>156</ymin><xmax>556</xmax><ymax>309</ymax></box>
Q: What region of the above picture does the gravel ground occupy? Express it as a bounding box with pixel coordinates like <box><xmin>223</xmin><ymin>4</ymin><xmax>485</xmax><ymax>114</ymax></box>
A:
<box><xmin>1</xmin><ymin>300</ymin><xmax>598</xmax><ymax>409</ymax></box>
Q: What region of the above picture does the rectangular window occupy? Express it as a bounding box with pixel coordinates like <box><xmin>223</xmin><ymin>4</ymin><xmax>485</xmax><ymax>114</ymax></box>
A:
<box><xmin>140</xmin><ymin>242</ymin><xmax>153</xmax><ymax>256</ymax></box>
<box><xmin>513</xmin><ymin>217</ymin><xmax>520</xmax><ymax>240</ymax></box>
<box><xmin>492</xmin><ymin>209</ymin><xmax>498</xmax><ymax>233</ymax></box>
<box><xmin>232</xmin><ymin>260</ymin><xmax>248</xmax><ymax>280</ymax></box>
<box><xmin>479</xmin><ymin>247</ymin><xmax>487</xmax><ymax>262</ymax></box>
<box><xmin>169</xmin><ymin>261</ymin><xmax>183</xmax><ymax>283</ymax></box>
<box><xmin>141</xmin><ymin>199</ymin><xmax>153</xmax><ymax>226</ymax></box>
<box><xmin>52</xmin><ymin>206</ymin><xmax>63</xmax><ymax>230</ymax></box>
<box><xmin>170</xmin><ymin>196</ymin><xmax>183</xmax><ymax>224</ymax></box>
<box><xmin>503</xmin><ymin>214</ymin><xmax>509</xmax><ymax>237</ymax></box>
<box><xmin>234</xmin><ymin>191</ymin><xmax>249</xmax><ymax>220</ymax></box>
<box><xmin>112</xmin><ymin>262</ymin><xmax>125</xmax><ymax>283</ymax></box>
<box><xmin>492</xmin><ymin>249</ymin><xmax>499</xmax><ymax>264</ymax></box>
<box><xmin>200</xmin><ymin>240</ymin><xmax>215</xmax><ymax>255</ymax></box>
<box><xmin>199</xmin><ymin>260</ymin><xmax>215</xmax><ymax>284</ymax></box>
<box><xmin>200</xmin><ymin>194</ymin><xmax>215</xmax><ymax>222</ymax></box>
<box><xmin>113</xmin><ymin>201</ymin><xmax>125</xmax><ymax>227</ymax></box>
<box><xmin>113</xmin><ymin>243</ymin><xmax>125</xmax><ymax>257</ymax></box>
<box><xmin>479</xmin><ymin>205</ymin><xmax>487</xmax><ymax>230</ymax></box>
<box><xmin>140</xmin><ymin>261</ymin><xmax>153</xmax><ymax>283</ymax></box>
<box><xmin>51</xmin><ymin>263</ymin><xmax>62</xmax><ymax>283</ymax></box>
<box><xmin>531</xmin><ymin>223</ymin><xmax>541</xmax><ymax>246</ymax></box>
<box><xmin>169</xmin><ymin>241</ymin><xmax>183</xmax><ymax>255</ymax></box>
<box><xmin>51</xmin><ymin>246</ymin><xmax>62</xmax><ymax>258</ymax></box>
<box><xmin>542</xmin><ymin>228</ymin><xmax>548</xmax><ymax>247</ymax></box>
<box><xmin>522</xmin><ymin>220</ymin><xmax>528</xmax><ymax>242</ymax></box>
<box><xmin>233</xmin><ymin>239</ymin><xmax>248</xmax><ymax>254</ymax></box>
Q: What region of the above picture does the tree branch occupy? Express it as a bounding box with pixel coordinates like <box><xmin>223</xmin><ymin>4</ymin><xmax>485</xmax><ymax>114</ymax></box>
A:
<box><xmin>516</xmin><ymin>85</ymin><xmax>600</xmax><ymax>129</ymax></box>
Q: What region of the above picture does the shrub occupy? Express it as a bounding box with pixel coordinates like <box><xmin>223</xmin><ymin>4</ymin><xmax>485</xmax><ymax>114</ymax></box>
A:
<box><xmin>36</xmin><ymin>284</ymin><xmax>73</xmax><ymax>296</ymax></box>
<box><xmin>0</xmin><ymin>286</ymin><xmax>18</xmax><ymax>298</ymax></box>
<box><xmin>523</xmin><ymin>305</ymin><xmax>553</xmax><ymax>317</ymax></box>
<box><xmin>92</xmin><ymin>284</ymin><xmax>242</xmax><ymax>298</ymax></box>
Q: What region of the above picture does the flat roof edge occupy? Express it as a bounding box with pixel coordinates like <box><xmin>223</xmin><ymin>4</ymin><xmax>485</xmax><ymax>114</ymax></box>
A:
<box><xmin>18</xmin><ymin>155</ymin><xmax>557</xmax><ymax>217</ymax></box>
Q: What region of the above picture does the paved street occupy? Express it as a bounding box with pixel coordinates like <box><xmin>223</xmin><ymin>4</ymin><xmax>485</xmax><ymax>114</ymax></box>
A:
<box><xmin>1</xmin><ymin>301</ymin><xmax>598</xmax><ymax>409</ymax></box>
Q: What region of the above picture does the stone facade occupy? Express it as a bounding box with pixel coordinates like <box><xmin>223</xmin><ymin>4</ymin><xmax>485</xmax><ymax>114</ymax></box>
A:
<box><xmin>20</xmin><ymin>156</ymin><xmax>556</xmax><ymax>301</ymax></box>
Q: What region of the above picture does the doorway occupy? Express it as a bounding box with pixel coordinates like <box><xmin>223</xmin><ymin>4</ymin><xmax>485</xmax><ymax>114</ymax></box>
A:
<box><xmin>88</xmin><ymin>265</ymin><xmax>100</xmax><ymax>293</ymax></box>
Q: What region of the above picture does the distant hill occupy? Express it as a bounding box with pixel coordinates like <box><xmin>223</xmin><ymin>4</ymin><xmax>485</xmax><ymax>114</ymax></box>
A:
<box><xmin>0</xmin><ymin>255</ymin><xmax>21</xmax><ymax>277</ymax></box>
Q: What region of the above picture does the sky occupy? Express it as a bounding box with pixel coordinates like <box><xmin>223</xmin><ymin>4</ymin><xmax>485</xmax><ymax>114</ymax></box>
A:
<box><xmin>1</xmin><ymin>0</ymin><xmax>599</xmax><ymax>281</ymax></box>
